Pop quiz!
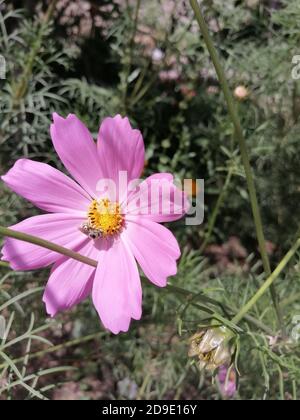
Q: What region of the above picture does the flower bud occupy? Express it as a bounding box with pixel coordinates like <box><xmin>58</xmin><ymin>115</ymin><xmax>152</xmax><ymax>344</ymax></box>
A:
<box><xmin>218</xmin><ymin>366</ymin><xmax>237</xmax><ymax>398</ymax></box>
<box><xmin>234</xmin><ymin>86</ymin><xmax>249</xmax><ymax>101</ymax></box>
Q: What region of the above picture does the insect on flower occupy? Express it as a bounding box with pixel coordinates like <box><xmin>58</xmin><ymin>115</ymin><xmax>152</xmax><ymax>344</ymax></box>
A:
<box><xmin>80</xmin><ymin>222</ymin><xmax>103</xmax><ymax>240</ymax></box>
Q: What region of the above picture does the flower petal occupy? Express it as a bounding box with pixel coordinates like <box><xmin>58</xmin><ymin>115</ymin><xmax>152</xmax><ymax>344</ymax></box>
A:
<box><xmin>123</xmin><ymin>217</ymin><xmax>181</xmax><ymax>287</ymax></box>
<box><xmin>50</xmin><ymin>113</ymin><xmax>103</xmax><ymax>197</ymax></box>
<box><xmin>43</xmin><ymin>240</ymin><xmax>98</xmax><ymax>317</ymax></box>
<box><xmin>1</xmin><ymin>159</ymin><xmax>90</xmax><ymax>214</ymax></box>
<box><xmin>125</xmin><ymin>173</ymin><xmax>189</xmax><ymax>222</ymax></box>
<box><xmin>1</xmin><ymin>214</ymin><xmax>87</xmax><ymax>271</ymax></box>
<box><xmin>97</xmin><ymin>115</ymin><xmax>145</xmax><ymax>187</ymax></box>
<box><xmin>92</xmin><ymin>238</ymin><xmax>142</xmax><ymax>334</ymax></box>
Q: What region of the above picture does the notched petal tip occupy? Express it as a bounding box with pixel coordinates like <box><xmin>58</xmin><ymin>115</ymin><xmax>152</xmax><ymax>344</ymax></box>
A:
<box><xmin>52</xmin><ymin>112</ymin><xmax>77</xmax><ymax>125</ymax></box>
<box><xmin>111</xmin><ymin>114</ymin><xmax>127</xmax><ymax>122</ymax></box>
<box><xmin>43</xmin><ymin>284</ymin><xmax>59</xmax><ymax>318</ymax></box>
<box><xmin>103</xmin><ymin>316</ymin><xmax>132</xmax><ymax>335</ymax></box>
<box><xmin>50</xmin><ymin>112</ymin><xmax>103</xmax><ymax>197</ymax></box>
<box><xmin>44</xmin><ymin>306</ymin><xmax>57</xmax><ymax>319</ymax></box>
<box><xmin>52</xmin><ymin>112</ymin><xmax>65</xmax><ymax>123</ymax></box>
<box><xmin>110</xmin><ymin>326</ymin><xmax>129</xmax><ymax>335</ymax></box>
<box><xmin>43</xmin><ymin>298</ymin><xmax>57</xmax><ymax>318</ymax></box>
<box><xmin>92</xmin><ymin>239</ymin><xmax>142</xmax><ymax>335</ymax></box>
<box><xmin>97</xmin><ymin>114</ymin><xmax>145</xmax><ymax>183</ymax></box>
<box><xmin>99</xmin><ymin>300</ymin><xmax>142</xmax><ymax>335</ymax></box>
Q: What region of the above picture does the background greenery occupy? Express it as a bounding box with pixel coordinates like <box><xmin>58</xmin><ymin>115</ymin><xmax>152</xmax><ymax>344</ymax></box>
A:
<box><xmin>1</xmin><ymin>0</ymin><xmax>300</xmax><ymax>400</ymax></box>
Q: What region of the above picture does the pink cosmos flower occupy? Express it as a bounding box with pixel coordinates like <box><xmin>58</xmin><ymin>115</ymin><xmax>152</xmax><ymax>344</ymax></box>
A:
<box><xmin>1</xmin><ymin>114</ymin><xmax>188</xmax><ymax>334</ymax></box>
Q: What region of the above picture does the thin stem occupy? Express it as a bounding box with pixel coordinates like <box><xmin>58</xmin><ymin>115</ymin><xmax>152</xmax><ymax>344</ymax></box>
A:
<box><xmin>166</xmin><ymin>283</ymin><xmax>229</xmax><ymax>315</ymax></box>
<box><xmin>282</xmin><ymin>292</ymin><xmax>300</xmax><ymax>308</ymax></box>
<box><xmin>0</xmin><ymin>226</ymin><xmax>97</xmax><ymax>269</ymax></box>
<box><xmin>232</xmin><ymin>238</ymin><xmax>300</xmax><ymax>324</ymax></box>
<box><xmin>243</xmin><ymin>314</ymin><xmax>274</xmax><ymax>336</ymax></box>
<box><xmin>137</xmin><ymin>371</ymin><xmax>151</xmax><ymax>400</ymax></box>
<box><xmin>189</xmin><ymin>0</ymin><xmax>284</xmax><ymax>332</ymax></box>
<box><xmin>200</xmin><ymin>166</ymin><xmax>233</xmax><ymax>253</ymax></box>
<box><xmin>167</xmin><ymin>283</ymin><xmax>274</xmax><ymax>335</ymax></box>
<box><xmin>0</xmin><ymin>224</ymin><xmax>274</xmax><ymax>335</ymax></box>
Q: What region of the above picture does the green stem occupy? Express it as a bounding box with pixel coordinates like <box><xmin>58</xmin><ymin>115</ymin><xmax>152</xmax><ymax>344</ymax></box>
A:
<box><xmin>0</xmin><ymin>282</ymin><xmax>278</xmax><ymax>372</ymax></box>
<box><xmin>232</xmin><ymin>238</ymin><xmax>300</xmax><ymax>324</ymax></box>
<box><xmin>243</xmin><ymin>314</ymin><xmax>274</xmax><ymax>336</ymax></box>
<box><xmin>137</xmin><ymin>371</ymin><xmax>151</xmax><ymax>400</ymax></box>
<box><xmin>167</xmin><ymin>283</ymin><xmax>274</xmax><ymax>335</ymax></box>
<box><xmin>0</xmin><ymin>226</ymin><xmax>97</xmax><ymax>269</ymax></box>
<box><xmin>0</xmin><ymin>224</ymin><xmax>274</xmax><ymax>335</ymax></box>
<box><xmin>189</xmin><ymin>0</ymin><xmax>284</xmax><ymax>332</ymax></box>
<box><xmin>200</xmin><ymin>166</ymin><xmax>233</xmax><ymax>253</ymax></box>
<box><xmin>282</xmin><ymin>292</ymin><xmax>300</xmax><ymax>308</ymax></box>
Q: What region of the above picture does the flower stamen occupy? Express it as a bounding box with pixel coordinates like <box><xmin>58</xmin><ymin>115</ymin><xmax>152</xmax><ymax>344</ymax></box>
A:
<box><xmin>84</xmin><ymin>199</ymin><xmax>124</xmax><ymax>238</ymax></box>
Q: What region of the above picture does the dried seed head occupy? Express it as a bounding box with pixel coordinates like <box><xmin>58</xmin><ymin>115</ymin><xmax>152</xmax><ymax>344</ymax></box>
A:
<box><xmin>188</xmin><ymin>326</ymin><xmax>235</xmax><ymax>371</ymax></box>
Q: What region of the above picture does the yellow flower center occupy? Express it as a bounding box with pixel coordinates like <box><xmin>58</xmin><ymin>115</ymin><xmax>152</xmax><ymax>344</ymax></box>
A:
<box><xmin>88</xmin><ymin>199</ymin><xmax>124</xmax><ymax>237</ymax></box>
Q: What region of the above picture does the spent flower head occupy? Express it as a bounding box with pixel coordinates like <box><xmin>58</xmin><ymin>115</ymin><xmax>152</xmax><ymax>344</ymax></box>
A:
<box><xmin>188</xmin><ymin>326</ymin><xmax>235</xmax><ymax>371</ymax></box>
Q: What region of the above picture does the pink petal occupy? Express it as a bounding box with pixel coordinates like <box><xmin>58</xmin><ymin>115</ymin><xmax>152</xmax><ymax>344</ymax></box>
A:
<box><xmin>97</xmin><ymin>115</ymin><xmax>145</xmax><ymax>190</ymax></box>
<box><xmin>43</xmin><ymin>240</ymin><xmax>98</xmax><ymax>317</ymax></box>
<box><xmin>123</xmin><ymin>217</ymin><xmax>181</xmax><ymax>287</ymax></box>
<box><xmin>50</xmin><ymin>113</ymin><xmax>103</xmax><ymax>197</ymax></box>
<box><xmin>92</xmin><ymin>238</ymin><xmax>142</xmax><ymax>334</ymax></box>
<box><xmin>1</xmin><ymin>159</ymin><xmax>90</xmax><ymax>214</ymax></box>
<box><xmin>125</xmin><ymin>173</ymin><xmax>189</xmax><ymax>222</ymax></box>
<box><xmin>1</xmin><ymin>214</ymin><xmax>86</xmax><ymax>271</ymax></box>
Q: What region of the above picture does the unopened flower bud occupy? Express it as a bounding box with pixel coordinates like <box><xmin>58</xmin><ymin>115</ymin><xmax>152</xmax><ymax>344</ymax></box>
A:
<box><xmin>218</xmin><ymin>366</ymin><xmax>237</xmax><ymax>398</ymax></box>
<box><xmin>234</xmin><ymin>86</ymin><xmax>249</xmax><ymax>101</ymax></box>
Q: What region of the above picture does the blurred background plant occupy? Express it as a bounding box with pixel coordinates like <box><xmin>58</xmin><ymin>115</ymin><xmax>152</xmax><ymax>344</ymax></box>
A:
<box><xmin>1</xmin><ymin>0</ymin><xmax>300</xmax><ymax>400</ymax></box>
